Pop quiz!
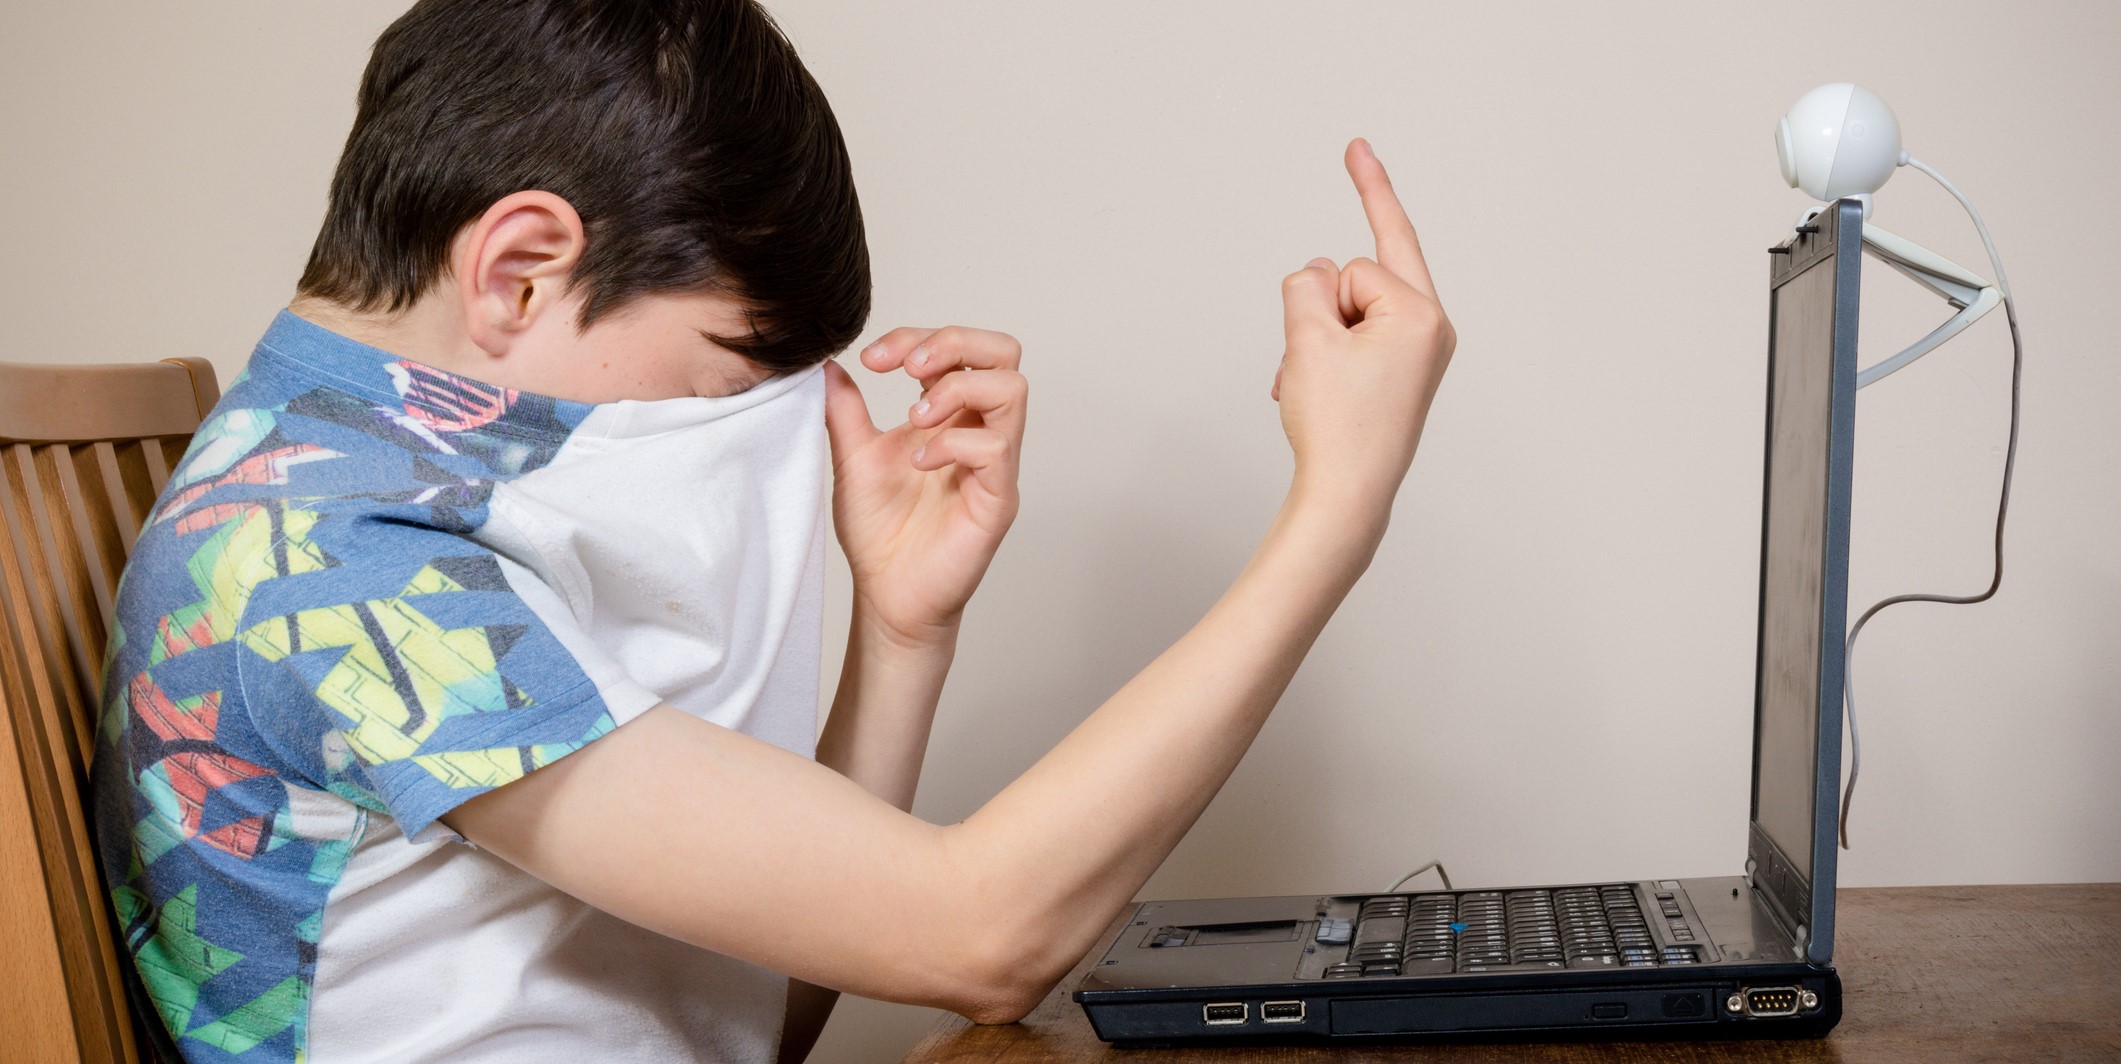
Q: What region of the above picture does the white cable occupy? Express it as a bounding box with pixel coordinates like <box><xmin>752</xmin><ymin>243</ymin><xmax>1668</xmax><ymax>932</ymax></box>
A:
<box><xmin>1904</xmin><ymin>155</ymin><xmax>2014</xmax><ymax>301</ymax></box>
<box><xmin>1839</xmin><ymin>158</ymin><xmax>2020</xmax><ymax>848</ymax></box>
<box><xmin>1385</xmin><ymin>860</ymin><xmax>1452</xmax><ymax>893</ymax></box>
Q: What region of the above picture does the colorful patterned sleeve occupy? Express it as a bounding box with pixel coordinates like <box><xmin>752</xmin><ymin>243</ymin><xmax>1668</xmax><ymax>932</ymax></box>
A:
<box><xmin>228</xmin><ymin>514</ymin><xmax>651</xmax><ymax>841</ymax></box>
<box><xmin>88</xmin><ymin>317</ymin><xmax>678</xmax><ymax>1062</ymax></box>
<box><xmin>101</xmin><ymin>343</ymin><xmax>664</xmax><ymax>852</ymax></box>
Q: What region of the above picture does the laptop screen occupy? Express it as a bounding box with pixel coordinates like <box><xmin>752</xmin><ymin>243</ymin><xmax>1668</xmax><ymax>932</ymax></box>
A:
<box><xmin>1748</xmin><ymin>198</ymin><xmax>1858</xmax><ymax>962</ymax></box>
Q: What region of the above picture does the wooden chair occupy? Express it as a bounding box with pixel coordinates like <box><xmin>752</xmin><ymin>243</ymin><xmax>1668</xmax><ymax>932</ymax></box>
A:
<box><xmin>1</xmin><ymin>357</ymin><xmax>219</xmax><ymax>1064</ymax></box>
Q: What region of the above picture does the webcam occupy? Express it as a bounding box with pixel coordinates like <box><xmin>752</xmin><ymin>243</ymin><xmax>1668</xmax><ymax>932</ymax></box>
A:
<box><xmin>1776</xmin><ymin>82</ymin><xmax>2001</xmax><ymax>388</ymax></box>
<box><xmin>1777</xmin><ymin>82</ymin><xmax>1907</xmax><ymax>217</ymax></box>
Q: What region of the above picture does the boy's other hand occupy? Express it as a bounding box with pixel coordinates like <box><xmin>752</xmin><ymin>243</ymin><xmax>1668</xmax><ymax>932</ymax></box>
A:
<box><xmin>823</xmin><ymin>326</ymin><xmax>1027</xmax><ymax>648</ymax></box>
<box><xmin>1274</xmin><ymin>138</ymin><xmax>1455</xmax><ymax>523</ymax></box>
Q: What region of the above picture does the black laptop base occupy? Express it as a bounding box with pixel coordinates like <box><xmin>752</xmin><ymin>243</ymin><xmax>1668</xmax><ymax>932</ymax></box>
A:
<box><xmin>1074</xmin><ymin>879</ymin><xmax>1841</xmax><ymax>1044</ymax></box>
<box><xmin>1077</xmin><ymin>962</ymin><xmax>1840</xmax><ymax>1044</ymax></box>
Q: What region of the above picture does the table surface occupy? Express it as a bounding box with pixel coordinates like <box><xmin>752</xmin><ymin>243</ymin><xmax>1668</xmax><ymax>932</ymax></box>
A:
<box><xmin>903</xmin><ymin>883</ymin><xmax>2120</xmax><ymax>1063</ymax></box>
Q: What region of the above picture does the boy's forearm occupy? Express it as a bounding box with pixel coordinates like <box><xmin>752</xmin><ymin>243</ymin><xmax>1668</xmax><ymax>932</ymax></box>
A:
<box><xmin>814</xmin><ymin>606</ymin><xmax>958</xmax><ymax>811</ymax></box>
<box><xmin>785</xmin><ymin>610</ymin><xmax>956</xmax><ymax>1063</ymax></box>
<box><xmin>946</xmin><ymin>483</ymin><xmax>1390</xmax><ymax>1000</ymax></box>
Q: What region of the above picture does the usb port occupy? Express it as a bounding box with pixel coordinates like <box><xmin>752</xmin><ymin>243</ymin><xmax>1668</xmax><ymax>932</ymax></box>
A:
<box><xmin>1202</xmin><ymin>1002</ymin><xmax>1247</xmax><ymax>1026</ymax></box>
<box><xmin>1261</xmin><ymin>1000</ymin><xmax>1305</xmax><ymax>1023</ymax></box>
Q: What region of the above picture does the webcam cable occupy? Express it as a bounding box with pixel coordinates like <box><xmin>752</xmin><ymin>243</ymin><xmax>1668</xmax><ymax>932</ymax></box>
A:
<box><xmin>1839</xmin><ymin>157</ymin><xmax>2020</xmax><ymax>849</ymax></box>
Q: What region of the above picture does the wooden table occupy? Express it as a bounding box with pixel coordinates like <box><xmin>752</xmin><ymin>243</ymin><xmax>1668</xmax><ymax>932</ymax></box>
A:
<box><xmin>904</xmin><ymin>883</ymin><xmax>2120</xmax><ymax>1063</ymax></box>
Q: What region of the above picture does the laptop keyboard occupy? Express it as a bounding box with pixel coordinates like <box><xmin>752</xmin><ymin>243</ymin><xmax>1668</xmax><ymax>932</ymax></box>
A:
<box><xmin>1321</xmin><ymin>885</ymin><xmax>1702</xmax><ymax>979</ymax></box>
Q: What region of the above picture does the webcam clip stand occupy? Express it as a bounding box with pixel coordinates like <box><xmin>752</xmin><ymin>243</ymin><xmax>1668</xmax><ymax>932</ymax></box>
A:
<box><xmin>1798</xmin><ymin>204</ymin><xmax>2005</xmax><ymax>389</ymax></box>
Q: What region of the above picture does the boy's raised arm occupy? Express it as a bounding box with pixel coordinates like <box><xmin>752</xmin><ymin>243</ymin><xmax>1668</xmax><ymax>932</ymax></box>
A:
<box><xmin>442</xmin><ymin>138</ymin><xmax>1454</xmax><ymax>1025</ymax></box>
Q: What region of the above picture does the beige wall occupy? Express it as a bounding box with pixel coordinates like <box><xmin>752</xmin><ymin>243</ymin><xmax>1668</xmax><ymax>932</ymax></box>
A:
<box><xmin>5</xmin><ymin>1</ymin><xmax>2115</xmax><ymax>1060</ymax></box>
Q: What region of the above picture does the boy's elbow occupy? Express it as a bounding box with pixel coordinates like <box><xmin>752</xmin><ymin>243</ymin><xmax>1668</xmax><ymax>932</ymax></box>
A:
<box><xmin>957</xmin><ymin>990</ymin><xmax>1045</xmax><ymax>1027</ymax></box>
<box><xmin>945</xmin><ymin>958</ymin><xmax>1056</xmax><ymax>1026</ymax></box>
<box><xmin>912</xmin><ymin>830</ymin><xmax>1087</xmax><ymax>1024</ymax></box>
<box><xmin>935</xmin><ymin>923</ymin><xmax>1072</xmax><ymax>1025</ymax></box>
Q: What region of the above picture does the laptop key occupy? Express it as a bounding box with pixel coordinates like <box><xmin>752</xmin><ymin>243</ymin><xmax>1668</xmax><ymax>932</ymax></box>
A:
<box><xmin>1463</xmin><ymin>960</ymin><xmax>1567</xmax><ymax>973</ymax></box>
<box><xmin>1354</xmin><ymin>916</ymin><xmax>1407</xmax><ymax>947</ymax></box>
<box><xmin>1314</xmin><ymin>917</ymin><xmax>1353</xmax><ymax>945</ymax></box>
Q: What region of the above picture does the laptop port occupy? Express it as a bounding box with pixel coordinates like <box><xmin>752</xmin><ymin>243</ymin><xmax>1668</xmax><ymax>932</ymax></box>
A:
<box><xmin>1203</xmin><ymin>1002</ymin><xmax>1247</xmax><ymax>1026</ymax></box>
<box><xmin>1738</xmin><ymin>986</ymin><xmax>1803</xmax><ymax>1017</ymax></box>
<box><xmin>1261</xmin><ymin>1000</ymin><xmax>1305</xmax><ymax>1023</ymax></box>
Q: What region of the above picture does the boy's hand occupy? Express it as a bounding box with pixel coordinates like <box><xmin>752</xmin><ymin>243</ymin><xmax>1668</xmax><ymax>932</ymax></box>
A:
<box><xmin>1274</xmin><ymin>139</ymin><xmax>1455</xmax><ymax>517</ymax></box>
<box><xmin>823</xmin><ymin>327</ymin><xmax>1027</xmax><ymax>648</ymax></box>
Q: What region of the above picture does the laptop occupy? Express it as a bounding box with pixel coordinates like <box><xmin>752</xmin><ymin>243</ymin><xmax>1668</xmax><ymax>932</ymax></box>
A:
<box><xmin>1072</xmin><ymin>196</ymin><xmax>1863</xmax><ymax>1043</ymax></box>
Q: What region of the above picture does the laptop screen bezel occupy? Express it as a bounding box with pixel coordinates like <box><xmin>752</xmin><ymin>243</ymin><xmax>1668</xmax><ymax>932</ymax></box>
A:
<box><xmin>1747</xmin><ymin>196</ymin><xmax>1860</xmax><ymax>965</ymax></box>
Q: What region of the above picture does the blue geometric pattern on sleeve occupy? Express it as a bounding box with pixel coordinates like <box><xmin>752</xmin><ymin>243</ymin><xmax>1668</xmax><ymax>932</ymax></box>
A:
<box><xmin>89</xmin><ymin>310</ymin><xmax>620</xmax><ymax>1062</ymax></box>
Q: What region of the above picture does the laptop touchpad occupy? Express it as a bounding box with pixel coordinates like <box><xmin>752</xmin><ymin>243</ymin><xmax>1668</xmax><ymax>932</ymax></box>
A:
<box><xmin>1147</xmin><ymin>920</ymin><xmax>1301</xmax><ymax>947</ymax></box>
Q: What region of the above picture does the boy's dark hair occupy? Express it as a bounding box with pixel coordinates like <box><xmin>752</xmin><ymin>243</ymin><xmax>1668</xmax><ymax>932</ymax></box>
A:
<box><xmin>297</xmin><ymin>0</ymin><xmax>868</xmax><ymax>371</ymax></box>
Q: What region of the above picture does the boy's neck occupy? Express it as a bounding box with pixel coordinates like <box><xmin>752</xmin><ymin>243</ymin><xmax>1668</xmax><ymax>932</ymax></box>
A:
<box><xmin>288</xmin><ymin>293</ymin><xmax>479</xmax><ymax>376</ymax></box>
<box><xmin>284</xmin><ymin>291</ymin><xmax>779</xmax><ymax>403</ymax></box>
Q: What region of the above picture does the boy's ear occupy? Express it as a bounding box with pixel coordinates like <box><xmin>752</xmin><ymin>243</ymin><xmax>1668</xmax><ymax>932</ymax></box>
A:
<box><xmin>455</xmin><ymin>191</ymin><xmax>586</xmax><ymax>355</ymax></box>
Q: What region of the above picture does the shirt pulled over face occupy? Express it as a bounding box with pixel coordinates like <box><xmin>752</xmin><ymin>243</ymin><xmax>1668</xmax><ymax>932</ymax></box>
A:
<box><xmin>89</xmin><ymin>309</ymin><xmax>828</xmax><ymax>1063</ymax></box>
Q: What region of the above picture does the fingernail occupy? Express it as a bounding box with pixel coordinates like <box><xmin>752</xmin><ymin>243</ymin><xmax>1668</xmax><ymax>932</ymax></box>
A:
<box><xmin>861</xmin><ymin>340</ymin><xmax>884</xmax><ymax>358</ymax></box>
<box><xmin>910</xmin><ymin>346</ymin><xmax>930</xmax><ymax>367</ymax></box>
<box><xmin>912</xmin><ymin>446</ymin><xmax>926</xmax><ymax>463</ymax></box>
<box><xmin>913</xmin><ymin>399</ymin><xmax>930</xmax><ymax>419</ymax></box>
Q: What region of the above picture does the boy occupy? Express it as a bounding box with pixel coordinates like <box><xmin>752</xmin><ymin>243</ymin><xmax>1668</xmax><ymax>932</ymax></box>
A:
<box><xmin>89</xmin><ymin>0</ymin><xmax>1455</xmax><ymax>1061</ymax></box>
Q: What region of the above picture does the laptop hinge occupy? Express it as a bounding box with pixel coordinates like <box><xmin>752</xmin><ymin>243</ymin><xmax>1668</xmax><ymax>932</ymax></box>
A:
<box><xmin>1743</xmin><ymin>866</ymin><xmax>1810</xmax><ymax>956</ymax></box>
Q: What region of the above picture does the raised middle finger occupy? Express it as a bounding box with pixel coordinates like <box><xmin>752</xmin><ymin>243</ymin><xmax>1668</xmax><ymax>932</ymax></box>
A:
<box><xmin>1343</xmin><ymin>138</ymin><xmax>1439</xmax><ymax>301</ymax></box>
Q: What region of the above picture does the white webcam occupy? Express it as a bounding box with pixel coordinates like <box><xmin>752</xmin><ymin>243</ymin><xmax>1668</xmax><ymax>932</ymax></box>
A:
<box><xmin>1777</xmin><ymin>83</ymin><xmax>1906</xmax><ymax>216</ymax></box>
<box><xmin>1778</xmin><ymin>82</ymin><xmax>2002</xmax><ymax>388</ymax></box>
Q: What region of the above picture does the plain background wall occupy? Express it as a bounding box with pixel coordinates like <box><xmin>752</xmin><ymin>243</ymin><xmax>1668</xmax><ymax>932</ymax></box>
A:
<box><xmin>4</xmin><ymin>1</ymin><xmax>2115</xmax><ymax>1059</ymax></box>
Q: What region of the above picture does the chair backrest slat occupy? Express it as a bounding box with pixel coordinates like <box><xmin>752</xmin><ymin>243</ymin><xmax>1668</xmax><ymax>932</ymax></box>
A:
<box><xmin>69</xmin><ymin>445</ymin><xmax>130</xmax><ymax>596</ymax></box>
<box><xmin>0</xmin><ymin>446</ymin><xmax>77</xmax><ymax>772</ymax></box>
<box><xmin>65</xmin><ymin>443</ymin><xmax>127</xmax><ymax>636</ymax></box>
<box><xmin>107</xmin><ymin>441</ymin><xmax>159</xmax><ymax>541</ymax></box>
<box><xmin>4</xmin><ymin>447</ymin><xmax>95</xmax><ymax>783</ymax></box>
<box><xmin>154</xmin><ymin>437</ymin><xmax>190</xmax><ymax>482</ymax></box>
<box><xmin>82</xmin><ymin>443</ymin><xmax>142</xmax><ymax>560</ymax></box>
<box><xmin>32</xmin><ymin>444</ymin><xmax>113</xmax><ymax>734</ymax></box>
<box><xmin>0</xmin><ymin>356</ymin><xmax>219</xmax><ymax>1064</ymax></box>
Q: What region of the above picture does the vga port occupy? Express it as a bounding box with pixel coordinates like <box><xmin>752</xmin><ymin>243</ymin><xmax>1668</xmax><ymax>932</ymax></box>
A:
<box><xmin>1741</xmin><ymin>986</ymin><xmax>1802</xmax><ymax>1017</ymax></box>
